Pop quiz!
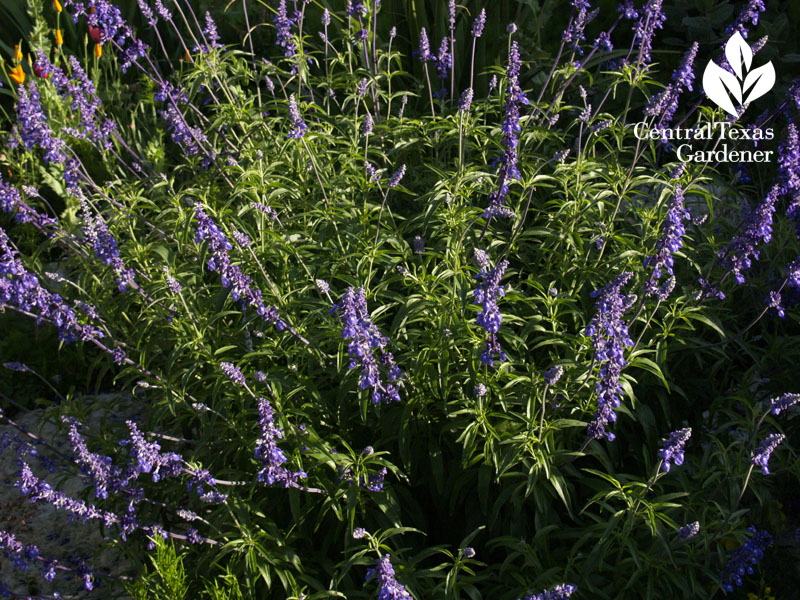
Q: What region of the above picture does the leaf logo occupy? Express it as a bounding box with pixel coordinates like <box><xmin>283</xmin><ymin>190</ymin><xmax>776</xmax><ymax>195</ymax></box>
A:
<box><xmin>702</xmin><ymin>32</ymin><xmax>775</xmax><ymax>116</ymax></box>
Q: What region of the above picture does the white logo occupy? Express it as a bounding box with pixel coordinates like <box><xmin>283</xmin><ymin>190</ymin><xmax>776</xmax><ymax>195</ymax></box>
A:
<box><xmin>702</xmin><ymin>32</ymin><xmax>775</xmax><ymax>116</ymax></box>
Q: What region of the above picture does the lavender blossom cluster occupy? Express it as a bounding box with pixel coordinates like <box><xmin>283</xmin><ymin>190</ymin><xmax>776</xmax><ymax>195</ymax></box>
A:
<box><xmin>585</xmin><ymin>272</ymin><xmax>636</xmax><ymax>441</ymax></box>
<box><xmin>365</xmin><ymin>554</ymin><xmax>412</xmax><ymax>600</ymax></box>
<box><xmin>485</xmin><ymin>40</ymin><xmax>528</xmax><ymax>220</ymax></box>
<box><xmin>750</xmin><ymin>432</ymin><xmax>785</xmax><ymax>475</ymax></box>
<box><xmin>658</xmin><ymin>427</ymin><xmax>691</xmax><ymax>472</ymax></box>
<box><xmin>520</xmin><ymin>583</ymin><xmax>577</xmax><ymax>600</ymax></box>
<box><xmin>194</xmin><ymin>204</ymin><xmax>285</xmax><ymax>330</ymax></box>
<box><xmin>331</xmin><ymin>287</ymin><xmax>403</xmax><ymax>404</ymax></box>
<box><xmin>8</xmin><ymin>82</ymin><xmax>80</xmax><ymax>192</ymax></box>
<box><xmin>644</xmin><ymin>185</ymin><xmax>689</xmax><ymax>300</ymax></box>
<box><xmin>719</xmin><ymin>184</ymin><xmax>781</xmax><ymax>285</ymax></box>
<box><xmin>1</xmin><ymin>226</ymin><xmax>103</xmax><ymax>343</ymax></box>
<box><xmin>720</xmin><ymin>526</ymin><xmax>773</xmax><ymax>592</ymax></box>
<box><xmin>473</xmin><ymin>253</ymin><xmax>509</xmax><ymax>367</ymax></box>
<box><xmin>255</xmin><ymin>397</ymin><xmax>306</xmax><ymax>487</ymax></box>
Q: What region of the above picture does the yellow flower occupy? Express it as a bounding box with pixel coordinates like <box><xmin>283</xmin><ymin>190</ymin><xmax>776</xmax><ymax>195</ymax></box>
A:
<box><xmin>14</xmin><ymin>44</ymin><xmax>22</xmax><ymax>61</ymax></box>
<box><xmin>94</xmin><ymin>43</ymin><xmax>102</xmax><ymax>58</ymax></box>
<box><xmin>55</xmin><ymin>29</ymin><xmax>63</xmax><ymax>46</ymax></box>
<box><xmin>10</xmin><ymin>64</ymin><xmax>25</xmax><ymax>85</ymax></box>
<box><xmin>54</xmin><ymin>0</ymin><xmax>62</xmax><ymax>12</ymax></box>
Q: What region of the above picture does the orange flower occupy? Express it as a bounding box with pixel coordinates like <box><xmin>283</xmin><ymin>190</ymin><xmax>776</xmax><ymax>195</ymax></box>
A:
<box><xmin>94</xmin><ymin>43</ymin><xmax>102</xmax><ymax>58</ymax></box>
<box><xmin>89</xmin><ymin>6</ymin><xmax>96</xmax><ymax>13</ymax></box>
<box><xmin>54</xmin><ymin>0</ymin><xmax>62</xmax><ymax>12</ymax></box>
<box><xmin>14</xmin><ymin>44</ymin><xmax>22</xmax><ymax>61</ymax></box>
<box><xmin>184</xmin><ymin>49</ymin><xmax>191</xmax><ymax>62</ymax></box>
<box><xmin>10</xmin><ymin>64</ymin><xmax>25</xmax><ymax>85</ymax></box>
<box><xmin>55</xmin><ymin>29</ymin><xmax>63</xmax><ymax>46</ymax></box>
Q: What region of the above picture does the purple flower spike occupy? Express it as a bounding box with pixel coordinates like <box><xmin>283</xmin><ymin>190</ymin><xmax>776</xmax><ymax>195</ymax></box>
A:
<box><xmin>585</xmin><ymin>272</ymin><xmax>636</xmax><ymax>441</ymax></box>
<box><xmin>645</xmin><ymin>43</ymin><xmax>698</xmax><ymax>128</ymax></box>
<box><xmin>473</xmin><ymin>255</ymin><xmax>509</xmax><ymax>367</ymax></box>
<box><xmin>720</xmin><ymin>527</ymin><xmax>773</xmax><ymax>592</ymax></box>
<box><xmin>658</xmin><ymin>427</ymin><xmax>691</xmax><ymax>472</ymax></box>
<box><xmin>472</xmin><ymin>9</ymin><xmax>487</xmax><ymax>38</ymax></box>
<box><xmin>594</xmin><ymin>31</ymin><xmax>613</xmax><ymax>52</ymax></box>
<box><xmin>751</xmin><ymin>433</ymin><xmax>785</xmax><ymax>475</ymax></box>
<box><xmin>678</xmin><ymin>521</ymin><xmax>700</xmax><ymax>539</ymax></box>
<box><xmin>633</xmin><ymin>0</ymin><xmax>666</xmax><ymax>64</ymax></box>
<box><xmin>220</xmin><ymin>361</ymin><xmax>246</xmax><ymax>386</ymax></box>
<box><xmin>562</xmin><ymin>0</ymin><xmax>592</xmax><ymax>56</ymax></box>
<box><xmin>255</xmin><ymin>396</ymin><xmax>305</xmax><ymax>486</ymax></box>
<box><xmin>771</xmin><ymin>393</ymin><xmax>800</xmax><ymax>415</ymax></box>
<box><xmin>726</xmin><ymin>0</ymin><xmax>766</xmax><ymax>38</ymax></box>
<box><xmin>459</xmin><ymin>87</ymin><xmax>474</xmax><ymax>112</ymax></box>
<box><xmin>194</xmin><ymin>11</ymin><xmax>224</xmax><ymax>53</ymax></box>
<box><xmin>519</xmin><ymin>583</ymin><xmax>577</xmax><ymax>600</ymax></box>
<box><xmin>273</xmin><ymin>0</ymin><xmax>297</xmax><ymax>60</ymax></box>
<box><xmin>544</xmin><ymin>366</ymin><xmax>564</xmax><ymax>385</ymax></box>
<box><xmin>365</xmin><ymin>555</ymin><xmax>412</xmax><ymax>600</ymax></box>
<box><xmin>331</xmin><ymin>287</ymin><xmax>403</xmax><ymax>404</ymax></box>
<box><xmin>643</xmin><ymin>185</ymin><xmax>689</xmax><ymax>300</ymax></box>
<box><xmin>8</xmin><ymin>82</ymin><xmax>80</xmax><ymax>191</ymax></box>
<box><xmin>193</xmin><ymin>205</ymin><xmax>285</xmax><ymax>330</ymax></box>
<box><xmin>418</xmin><ymin>27</ymin><xmax>432</xmax><ymax>62</ymax></box>
<box><xmin>0</xmin><ymin>176</ymin><xmax>57</xmax><ymax>230</ymax></box>
<box><xmin>779</xmin><ymin>124</ymin><xmax>800</xmax><ymax>232</ymax></box>
<box><xmin>485</xmin><ymin>40</ymin><xmax>528</xmax><ymax>220</ymax></box>
<box><xmin>155</xmin><ymin>82</ymin><xmax>211</xmax><ymax>160</ymax></box>
<box><xmin>362</xmin><ymin>113</ymin><xmax>374</xmax><ymax>136</ymax></box>
<box><xmin>719</xmin><ymin>184</ymin><xmax>781</xmax><ymax>285</ymax></box>
<box><xmin>1</xmin><ymin>226</ymin><xmax>104</xmax><ymax>344</ymax></box>
<box><xmin>287</xmin><ymin>94</ymin><xmax>308</xmax><ymax>139</ymax></box>
<box><xmin>388</xmin><ymin>165</ymin><xmax>406</xmax><ymax>188</ymax></box>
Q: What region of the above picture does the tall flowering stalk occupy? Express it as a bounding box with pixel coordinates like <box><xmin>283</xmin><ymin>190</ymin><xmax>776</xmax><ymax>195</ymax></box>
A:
<box><xmin>632</xmin><ymin>0</ymin><xmax>666</xmax><ymax>65</ymax></box>
<box><xmin>417</xmin><ymin>27</ymin><xmax>436</xmax><ymax>117</ymax></box>
<box><xmin>81</xmin><ymin>199</ymin><xmax>136</xmax><ymax>293</ymax></box>
<box><xmin>644</xmin><ymin>43</ymin><xmax>698</xmax><ymax>129</ymax></box>
<box><xmin>255</xmin><ymin>397</ymin><xmax>306</xmax><ymax>486</ymax></box>
<box><xmin>365</xmin><ymin>554</ymin><xmax>412</xmax><ymax>600</ymax></box>
<box><xmin>35</xmin><ymin>52</ymin><xmax>117</xmax><ymax>150</ymax></box>
<box><xmin>519</xmin><ymin>584</ymin><xmax>577</xmax><ymax>600</ymax></box>
<box><xmin>657</xmin><ymin>427</ymin><xmax>691</xmax><ymax>472</ymax></box>
<box><xmin>750</xmin><ymin>433</ymin><xmax>785</xmax><ymax>475</ymax></box>
<box><xmin>779</xmin><ymin>124</ymin><xmax>800</xmax><ymax>233</ymax></box>
<box><xmin>0</xmin><ymin>176</ymin><xmax>57</xmax><ymax>231</ymax></box>
<box><xmin>1</xmin><ymin>226</ymin><xmax>103</xmax><ymax>344</ymax></box>
<box><xmin>194</xmin><ymin>11</ymin><xmax>224</xmax><ymax>54</ymax></box>
<box><xmin>643</xmin><ymin>185</ymin><xmax>689</xmax><ymax>300</ymax></box>
<box><xmin>155</xmin><ymin>82</ymin><xmax>213</xmax><ymax>165</ymax></box>
<box><xmin>473</xmin><ymin>253</ymin><xmax>509</xmax><ymax>367</ymax></box>
<box><xmin>331</xmin><ymin>287</ymin><xmax>403</xmax><ymax>404</ymax></box>
<box><xmin>8</xmin><ymin>82</ymin><xmax>81</xmax><ymax>192</ymax></box>
<box><xmin>726</xmin><ymin>0</ymin><xmax>766</xmax><ymax>38</ymax></box>
<box><xmin>561</xmin><ymin>0</ymin><xmax>592</xmax><ymax>56</ymax></box>
<box><xmin>193</xmin><ymin>204</ymin><xmax>285</xmax><ymax>330</ymax></box>
<box><xmin>720</xmin><ymin>527</ymin><xmax>773</xmax><ymax>592</ymax></box>
<box><xmin>585</xmin><ymin>272</ymin><xmax>635</xmax><ymax>441</ymax></box>
<box><xmin>719</xmin><ymin>184</ymin><xmax>781</xmax><ymax>285</ymax></box>
<box><xmin>63</xmin><ymin>0</ymin><xmax>147</xmax><ymax>71</ymax></box>
<box><xmin>273</xmin><ymin>0</ymin><xmax>297</xmax><ymax>66</ymax></box>
<box><xmin>485</xmin><ymin>40</ymin><xmax>529</xmax><ymax>220</ymax></box>
<box><xmin>469</xmin><ymin>9</ymin><xmax>486</xmax><ymax>91</ymax></box>
<box><xmin>434</xmin><ymin>37</ymin><xmax>452</xmax><ymax>100</ymax></box>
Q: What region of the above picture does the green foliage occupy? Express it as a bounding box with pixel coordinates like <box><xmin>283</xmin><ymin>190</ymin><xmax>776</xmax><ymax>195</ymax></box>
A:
<box><xmin>0</xmin><ymin>1</ymin><xmax>799</xmax><ymax>600</ymax></box>
<box><xmin>127</xmin><ymin>537</ymin><xmax>189</xmax><ymax>600</ymax></box>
